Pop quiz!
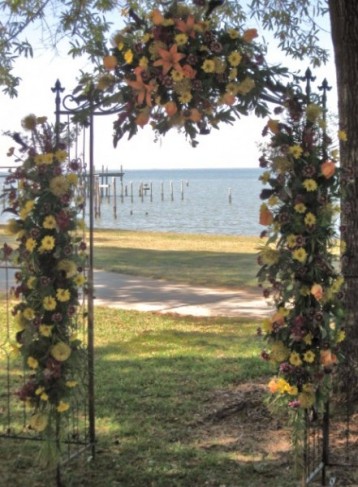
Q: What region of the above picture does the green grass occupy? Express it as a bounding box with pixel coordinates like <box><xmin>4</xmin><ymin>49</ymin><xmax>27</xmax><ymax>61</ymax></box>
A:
<box><xmin>92</xmin><ymin>230</ymin><xmax>262</xmax><ymax>290</ymax></box>
<box><xmin>0</xmin><ymin>226</ymin><xmax>262</xmax><ymax>290</ymax></box>
<box><xmin>0</xmin><ymin>308</ymin><xmax>302</xmax><ymax>487</ymax></box>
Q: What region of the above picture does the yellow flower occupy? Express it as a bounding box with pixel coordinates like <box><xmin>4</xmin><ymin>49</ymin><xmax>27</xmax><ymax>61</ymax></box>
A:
<box><xmin>338</xmin><ymin>130</ymin><xmax>347</xmax><ymax>141</ymax></box>
<box><xmin>23</xmin><ymin>307</ymin><xmax>35</xmax><ymax>320</ymax></box>
<box><xmin>67</xmin><ymin>173</ymin><xmax>78</xmax><ymax>185</ymax></box>
<box><xmin>40</xmin><ymin>235</ymin><xmax>55</xmax><ymax>251</ymax></box>
<box><xmin>35</xmin><ymin>386</ymin><xmax>45</xmax><ymax>396</ymax></box>
<box><xmin>175</xmin><ymin>33</ymin><xmax>188</xmax><ymax>46</ymax></box>
<box><xmin>298</xmin><ymin>392</ymin><xmax>315</xmax><ymax>408</ymax></box>
<box><xmin>43</xmin><ymin>296</ymin><xmax>56</xmax><ymax>311</ymax></box>
<box><xmin>55</xmin><ymin>149</ymin><xmax>67</xmax><ymax>162</ymax></box>
<box><xmin>36</xmin><ymin>153</ymin><xmax>54</xmax><ymax>165</ymax></box>
<box><xmin>117</xmin><ymin>41</ymin><xmax>124</xmax><ymax>50</ymax></box>
<box><xmin>262</xmin><ymin>318</ymin><xmax>273</xmax><ymax>333</ymax></box>
<box><xmin>289</xmin><ymin>351</ymin><xmax>303</xmax><ymax>367</ymax></box>
<box><xmin>39</xmin><ymin>324</ymin><xmax>53</xmax><ymax>337</ymax></box>
<box><xmin>51</xmin><ymin>342</ymin><xmax>72</xmax><ymax>362</ymax></box>
<box><xmin>225</xmin><ymin>70</ymin><xmax>236</xmax><ymax>83</ymax></box>
<box><xmin>303</xmin><ymin>350</ymin><xmax>316</xmax><ymax>363</ymax></box>
<box><xmin>43</xmin><ymin>215</ymin><xmax>57</xmax><ymax>229</ymax></box>
<box><xmin>139</xmin><ymin>56</ymin><xmax>149</xmax><ymax>69</ymax></box>
<box><xmin>179</xmin><ymin>91</ymin><xmax>192</xmax><ymax>104</ymax></box>
<box><xmin>27</xmin><ymin>356</ymin><xmax>39</xmax><ymax>369</ymax></box>
<box><xmin>142</xmin><ymin>33</ymin><xmax>151</xmax><ymax>43</ymax></box>
<box><xmin>228</xmin><ymin>51</ymin><xmax>242</xmax><ymax>67</ymax></box>
<box><xmin>124</xmin><ymin>49</ymin><xmax>134</xmax><ymax>64</ymax></box>
<box><xmin>293</xmin><ymin>248</ymin><xmax>307</xmax><ymax>263</ymax></box>
<box><xmin>304</xmin><ymin>212</ymin><xmax>316</xmax><ymax>226</ymax></box>
<box><xmin>228</xmin><ymin>28</ymin><xmax>239</xmax><ymax>39</ymax></box>
<box><xmin>28</xmin><ymin>273</ymin><xmax>41</xmax><ymax>293</ymax></box>
<box><xmin>337</xmin><ymin>329</ymin><xmax>346</xmax><ymax>343</ymax></box>
<box><xmin>66</xmin><ymin>380</ymin><xmax>78</xmax><ymax>388</ymax></box>
<box><xmin>214</xmin><ymin>58</ymin><xmax>226</xmax><ymax>74</ymax></box>
<box><xmin>331</xmin><ymin>276</ymin><xmax>344</xmax><ymax>293</ymax></box>
<box><xmin>294</xmin><ymin>203</ymin><xmax>307</xmax><ymax>214</ymax></box>
<box><xmin>19</xmin><ymin>200</ymin><xmax>35</xmax><ymax>219</ymax></box>
<box><xmin>287</xmin><ymin>385</ymin><xmax>298</xmax><ymax>396</ymax></box>
<box><xmin>306</xmin><ymin>103</ymin><xmax>322</xmax><ymax>122</ymax></box>
<box><xmin>303</xmin><ymin>178</ymin><xmax>318</xmax><ymax>191</ymax></box>
<box><xmin>259</xmin><ymin>246</ymin><xmax>279</xmax><ymax>265</ymax></box>
<box><xmin>303</xmin><ymin>332</ymin><xmax>313</xmax><ymax>345</ymax></box>
<box><xmin>236</xmin><ymin>77</ymin><xmax>255</xmax><ymax>94</ymax></box>
<box><xmin>171</xmin><ymin>69</ymin><xmax>184</xmax><ymax>81</ymax></box>
<box><xmin>40</xmin><ymin>392</ymin><xmax>49</xmax><ymax>401</ymax></box>
<box><xmin>25</xmin><ymin>238</ymin><xmax>37</xmax><ymax>252</ymax></box>
<box><xmin>288</xmin><ymin>145</ymin><xmax>303</xmax><ymax>159</ymax></box>
<box><xmin>74</xmin><ymin>274</ymin><xmax>86</xmax><ymax>286</ymax></box>
<box><xmin>50</xmin><ymin>176</ymin><xmax>69</xmax><ymax>197</ymax></box>
<box><xmin>29</xmin><ymin>413</ymin><xmax>48</xmax><ymax>432</ymax></box>
<box><xmin>57</xmin><ymin>401</ymin><xmax>70</xmax><ymax>413</ymax></box>
<box><xmin>259</xmin><ymin>171</ymin><xmax>271</xmax><ymax>184</ymax></box>
<box><xmin>287</xmin><ymin>234</ymin><xmax>297</xmax><ymax>248</ymax></box>
<box><xmin>202</xmin><ymin>59</ymin><xmax>216</xmax><ymax>73</ymax></box>
<box><xmin>56</xmin><ymin>288</ymin><xmax>71</xmax><ymax>302</ymax></box>
<box><xmin>268</xmin><ymin>195</ymin><xmax>279</xmax><ymax>207</ymax></box>
<box><xmin>270</xmin><ymin>341</ymin><xmax>290</xmax><ymax>362</ymax></box>
<box><xmin>6</xmin><ymin>218</ymin><xmax>21</xmax><ymax>235</ymax></box>
<box><xmin>57</xmin><ymin>259</ymin><xmax>77</xmax><ymax>278</ymax></box>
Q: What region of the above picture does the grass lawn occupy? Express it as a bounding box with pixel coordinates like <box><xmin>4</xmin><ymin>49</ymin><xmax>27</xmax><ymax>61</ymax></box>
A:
<box><xmin>0</xmin><ymin>307</ymin><xmax>301</xmax><ymax>487</ymax></box>
<box><xmin>92</xmin><ymin>230</ymin><xmax>262</xmax><ymax>290</ymax></box>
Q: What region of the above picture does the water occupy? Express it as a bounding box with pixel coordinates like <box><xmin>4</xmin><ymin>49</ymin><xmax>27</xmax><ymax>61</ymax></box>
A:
<box><xmin>0</xmin><ymin>168</ymin><xmax>263</xmax><ymax>236</ymax></box>
<box><xmin>91</xmin><ymin>168</ymin><xmax>263</xmax><ymax>236</ymax></box>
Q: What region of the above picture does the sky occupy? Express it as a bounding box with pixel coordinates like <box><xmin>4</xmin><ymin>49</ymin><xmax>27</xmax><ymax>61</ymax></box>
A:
<box><xmin>0</xmin><ymin>9</ymin><xmax>338</xmax><ymax>171</ymax></box>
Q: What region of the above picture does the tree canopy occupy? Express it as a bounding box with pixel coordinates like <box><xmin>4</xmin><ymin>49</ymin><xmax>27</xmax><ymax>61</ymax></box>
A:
<box><xmin>0</xmin><ymin>0</ymin><xmax>331</xmax><ymax>97</ymax></box>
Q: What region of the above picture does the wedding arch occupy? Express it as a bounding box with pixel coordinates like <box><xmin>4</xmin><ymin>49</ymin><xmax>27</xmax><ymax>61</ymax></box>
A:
<box><xmin>0</xmin><ymin>1</ymin><xmax>355</xmax><ymax>485</ymax></box>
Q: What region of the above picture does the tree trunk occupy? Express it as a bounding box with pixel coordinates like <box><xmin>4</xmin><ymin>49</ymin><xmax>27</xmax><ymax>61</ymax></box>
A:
<box><xmin>328</xmin><ymin>0</ymin><xmax>358</xmax><ymax>395</ymax></box>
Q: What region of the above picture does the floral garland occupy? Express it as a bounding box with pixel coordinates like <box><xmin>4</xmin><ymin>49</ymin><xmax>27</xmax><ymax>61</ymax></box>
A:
<box><xmin>2</xmin><ymin>115</ymin><xmax>87</xmax><ymax>463</ymax></box>
<box><xmin>78</xmin><ymin>0</ymin><xmax>285</xmax><ymax>147</ymax></box>
<box><xmin>257</xmin><ymin>96</ymin><xmax>346</xmax><ymax>414</ymax></box>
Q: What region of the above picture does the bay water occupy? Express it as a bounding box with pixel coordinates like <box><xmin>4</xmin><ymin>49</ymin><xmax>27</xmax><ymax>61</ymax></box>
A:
<box><xmin>91</xmin><ymin>167</ymin><xmax>263</xmax><ymax>236</ymax></box>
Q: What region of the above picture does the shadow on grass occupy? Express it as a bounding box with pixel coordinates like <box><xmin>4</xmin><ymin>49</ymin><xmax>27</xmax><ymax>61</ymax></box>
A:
<box><xmin>94</xmin><ymin>247</ymin><xmax>259</xmax><ymax>289</ymax></box>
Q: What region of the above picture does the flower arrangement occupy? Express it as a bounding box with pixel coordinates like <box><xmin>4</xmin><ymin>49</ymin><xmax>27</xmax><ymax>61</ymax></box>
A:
<box><xmin>84</xmin><ymin>0</ymin><xmax>285</xmax><ymax>147</ymax></box>
<box><xmin>257</xmin><ymin>96</ymin><xmax>347</xmax><ymax>416</ymax></box>
<box><xmin>2</xmin><ymin>115</ymin><xmax>87</xmax><ymax>464</ymax></box>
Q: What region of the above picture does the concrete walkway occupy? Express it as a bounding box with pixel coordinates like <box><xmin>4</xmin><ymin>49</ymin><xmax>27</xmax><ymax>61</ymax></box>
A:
<box><xmin>0</xmin><ymin>267</ymin><xmax>271</xmax><ymax>318</ymax></box>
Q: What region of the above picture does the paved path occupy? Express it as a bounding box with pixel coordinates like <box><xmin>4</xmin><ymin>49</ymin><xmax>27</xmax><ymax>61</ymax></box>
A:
<box><xmin>0</xmin><ymin>267</ymin><xmax>271</xmax><ymax>318</ymax></box>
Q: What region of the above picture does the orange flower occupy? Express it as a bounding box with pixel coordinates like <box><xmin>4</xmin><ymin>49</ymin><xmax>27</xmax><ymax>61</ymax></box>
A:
<box><xmin>165</xmin><ymin>101</ymin><xmax>178</xmax><ymax>117</ymax></box>
<box><xmin>311</xmin><ymin>283</ymin><xmax>324</xmax><ymax>300</ymax></box>
<box><xmin>321</xmin><ymin>160</ymin><xmax>336</xmax><ymax>179</ymax></box>
<box><xmin>151</xmin><ymin>8</ymin><xmax>164</xmax><ymax>26</ymax></box>
<box><xmin>126</xmin><ymin>68</ymin><xmax>156</xmax><ymax>106</ymax></box>
<box><xmin>153</xmin><ymin>44</ymin><xmax>186</xmax><ymax>75</ymax></box>
<box><xmin>135</xmin><ymin>109</ymin><xmax>150</xmax><ymax>127</ymax></box>
<box><xmin>243</xmin><ymin>28</ymin><xmax>258</xmax><ymax>42</ymax></box>
<box><xmin>320</xmin><ymin>349</ymin><xmax>337</xmax><ymax>367</ymax></box>
<box><xmin>182</xmin><ymin>64</ymin><xmax>197</xmax><ymax>79</ymax></box>
<box><xmin>103</xmin><ymin>55</ymin><xmax>117</xmax><ymax>70</ymax></box>
<box><xmin>259</xmin><ymin>204</ymin><xmax>273</xmax><ymax>226</ymax></box>
<box><xmin>188</xmin><ymin>108</ymin><xmax>202</xmax><ymax>123</ymax></box>
<box><xmin>176</xmin><ymin>15</ymin><xmax>196</xmax><ymax>38</ymax></box>
<box><xmin>267</xmin><ymin>119</ymin><xmax>280</xmax><ymax>134</ymax></box>
<box><xmin>222</xmin><ymin>93</ymin><xmax>235</xmax><ymax>106</ymax></box>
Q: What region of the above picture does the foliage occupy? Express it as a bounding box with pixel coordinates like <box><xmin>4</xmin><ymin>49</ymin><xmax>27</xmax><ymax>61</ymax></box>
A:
<box><xmin>1</xmin><ymin>115</ymin><xmax>87</xmax><ymax>465</ymax></box>
<box><xmin>73</xmin><ymin>1</ymin><xmax>286</xmax><ymax>147</ymax></box>
<box><xmin>249</xmin><ymin>0</ymin><xmax>330</xmax><ymax>66</ymax></box>
<box><xmin>0</xmin><ymin>0</ymin><xmax>331</xmax><ymax>97</ymax></box>
<box><xmin>257</xmin><ymin>94</ymin><xmax>346</xmax><ymax>412</ymax></box>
